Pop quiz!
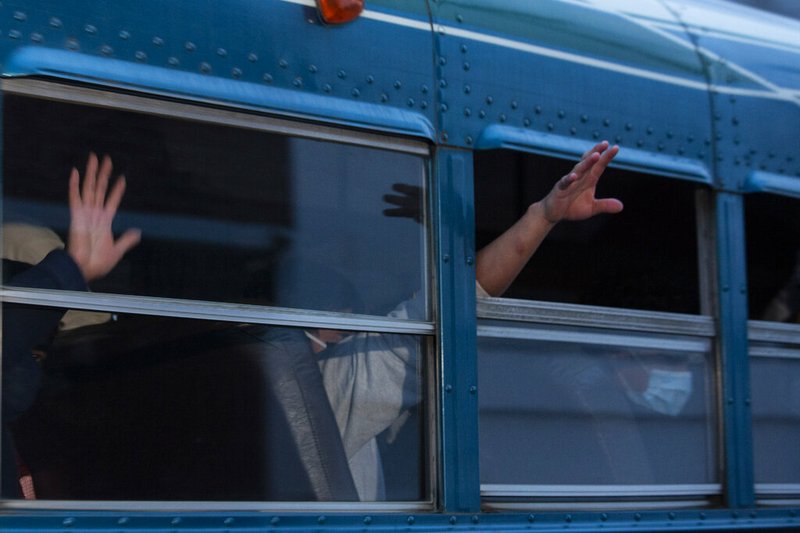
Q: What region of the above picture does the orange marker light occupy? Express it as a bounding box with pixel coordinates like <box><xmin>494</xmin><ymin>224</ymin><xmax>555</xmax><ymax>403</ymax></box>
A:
<box><xmin>316</xmin><ymin>0</ymin><xmax>364</xmax><ymax>24</ymax></box>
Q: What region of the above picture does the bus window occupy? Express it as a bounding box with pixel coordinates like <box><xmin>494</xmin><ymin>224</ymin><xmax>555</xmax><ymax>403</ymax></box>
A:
<box><xmin>1</xmin><ymin>88</ymin><xmax>432</xmax><ymax>502</ymax></box>
<box><xmin>745</xmin><ymin>194</ymin><xmax>800</xmax><ymax>496</ymax></box>
<box><xmin>3</xmin><ymin>94</ymin><xmax>429</xmax><ymax>320</ymax></box>
<box><xmin>474</xmin><ymin>150</ymin><xmax>718</xmax><ymax>503</ymax></box>
<box><xmin>4</xmin><ymin>310</ymin><xmax>428</xmax><ymax>501</ymax></box>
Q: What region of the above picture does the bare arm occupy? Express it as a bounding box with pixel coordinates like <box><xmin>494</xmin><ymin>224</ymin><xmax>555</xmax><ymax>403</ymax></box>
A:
<box><xmin>67</xmin><ymin>153</ymin><xmax>141</xmax><ymax>282</ymax></box>
<box><xmin>476</xmin><ymin>141</ymin><xmax>622</xmax><ymax>297</ymax></box>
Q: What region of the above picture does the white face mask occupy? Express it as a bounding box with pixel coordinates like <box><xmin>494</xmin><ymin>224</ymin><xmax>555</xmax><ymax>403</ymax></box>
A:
<box><xmin>625</xmin><ymin>368</ymin><xmax>693</xmax><ymax>416</ymax></box>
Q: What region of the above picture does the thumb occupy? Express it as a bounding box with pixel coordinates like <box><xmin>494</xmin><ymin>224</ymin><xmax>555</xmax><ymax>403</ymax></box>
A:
<box><xmin>593</xmin><ymin>198</ymin><xmax>624</xmax><ymax>215</ymax></box>
<box><xmin>114</xmin><ymin>228</ymin><xmax>142</xmax><ymax>256</ymax></box>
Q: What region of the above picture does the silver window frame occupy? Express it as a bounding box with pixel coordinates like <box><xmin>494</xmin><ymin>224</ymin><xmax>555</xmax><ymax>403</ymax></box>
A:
<box><xmin>0</xmin><ymin>79</ymin><xmax>436</xmax><ymax>511</ymax></box>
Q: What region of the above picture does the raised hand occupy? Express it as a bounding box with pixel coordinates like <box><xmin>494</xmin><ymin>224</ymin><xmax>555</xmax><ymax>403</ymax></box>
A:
<box><xmin>540</xmin><ymin>141</ymin><xmax>623</xmax><ymax>224</ymax></box>
<box><xmin>383</xmin><ymin>183</ymin><xmax>422</xmax><ymax>223</ymax></box>
<box><xmin>67</xmin><ymin>153</ymin><xmax>141</xmax><ymax>282</ymax></box>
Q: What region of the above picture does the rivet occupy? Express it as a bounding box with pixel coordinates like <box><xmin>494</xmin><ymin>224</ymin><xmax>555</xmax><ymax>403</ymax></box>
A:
<box><xmin>232</xmin><ymin>67</ymin><xmax>242</xmax><ymax>78</ymax></box>
<box><xmin>271</xmin><ymin>517</ymin><xmax>280</xmax><ymax>526</ymax></box>
<box><xmin>167</xmin><ymin>56</ymin><xmax>179</xmax><ymax>66</ymax></box>
<box><xmin>499</xmin><ymin>114</ymin><xmax>507</xmax><ymax>122</ymax></box>
<box><xmin>687</xmin><ymin>135</ymin><xmax>695</xmax><ymax>143</ymax></box>
<box><xmin>464</xmin><ymin>84</ymin><xmax>471</xmax><ymax>94</ymax></box>
<box><xmin>534</xmin><ymin>105</ymin><xmax>542</xmax><ymax>114</ymax></box>
<box><xmin>557</xmin><ymin>109</ymin><xmax>565</xmax><ymax>118</ymax></box>
<box><xmin>592</xmin><ymin>131</ymin><xmax>600</xmax><ymax>139</ymax></box>
<box><xmin>615</xmin><ymin>135</ymin><xmax>622</xmax><ymax>143</ymax></box>
<box><xmin>678</xmin><ymin>147</ymin><xmax>685</xmax><ymax>155</ymax></box>
<box><xmin>486</xmin><ymin>96</ymin><xmax>493</xmax><ymax>105</ymax></box>
<box><xmin>465</xmin><ymin>136</ymin><xmax>473</xmax><ymax>145</ymax></box>
<box><xmin>647</xmin><ymin>126</ymin><xmax>654</xmax><ymax>134</ymax></box>
<box><xmin>479</xmin><ymin>110</ymin><xmax>486</xmax><ymax>119</ymax></box>
<box><xmin>65</xmin><ymin>37</ymin><xmax>78</xmax><ymax>49</ymax></box>
<box><xmin>118</xmin><ymin>30</ymin><xmax>130</xmax><ymax>40</ymax></box>
<box><xmin>185</xmin><ymin>41</ymin><xmax>196</xmax><ymax>52</ymax></box>
<box><xmin>528</xmin><ymin>514</ymin><xmax>535</xmax><ymax>523</ymax></box>
<box><xmin>469</xmin><ymin>385</ymin><xmax>477</xmax><ymax>394</ymax></box>
<box><xmin>280</xmin><ymin>59</ymin><xmax>290</xmax><ymax>69</ymax></box>
<box><xmin>749</xmin><ymin>512</ymin><xmax>757</xmax><ymax>519</ymax></box>
<box><xmin>658</xmin><ymin>143</ymin><xmax>665</xmax><ymax>151</ymax></box>
<box><xmin>309</xmin><ymin>65</ymin><xmax>318</xmax><ymax>73</ymax></box>
<box><xmin>323</xmin><ymin>84</ymin><xmax>332</xmax><ymax>93</ymax></box>
<box><xmin>669</xmin><ymin>512</ymin><xmax>676</xmax><ymax>520</ymax></box>
<box><xmin>471</xmin><ymin>515</ymin><xmax>479</xmax><ymax>524</ymax></box>
<box><xmin>49</xmin><ymin>17</ymin><xmax>63</xmax><ymax>28</ymax></box>
<box><xmin>394</xmin><ymin>80</ymin><xmax>402</xmax><ymax>89</ymax></box>
<box><xmin>171</xmin><ymin>517</ymin><xmax>181</xmax><ymax>525</ymax></box>
<box><xmin>84</xmin><ymin>24</ymin><xmax>97</xmax><ymax>35</ymax></box>
<box><xmin>511</xmin><ymin>101</ymin><xmax>518</xmax><ymax>110</ymax></box>
<box><xmin>200</xmin><ymin>62</ymin><xmax>212</xmax><ymax>73</ymax></box>
<box><xmin>118</xmin><ymin>517</ymin><xmax>129</xmax><ymax>525</ymax></box>
<box><xmin>635</xmin><ymin>513</ymin><xmax>642</xmax><ymax>521</ymax></box>
<box><xmin>407</xmin><ymin>98</ymin><xmax>415</xmax><ymax>107</ymax></box>
<box><xmin>445</xmin><ymin>384</ymin><xmax>453</xmax><ymax>392</ymax></box>
<box><xmin>625</xmin><ymin>122</ymin><xmax>633</xmax><ymax>131</ymax></box>
<box><xmin>440</xmin><ymin>103</ymin><xmax>449</xmax><ymax>112</ymax></box>
<box><xmin>449</xmin><ymin>516</ymin><xmax>457</xmax><ymax>525</ymax></box>
<box><xmin>420</xmin><ymin>84</ymin><xmax>428</xmax><ymax>93</ymax></box>
<box><xmin>732</xmin><ymin>117</ymin><xmax>739</xmax><ymax>125</ymax></box>
<box><xmin>547</xmin><ymin>122</ymin><xmax>554</xmax><ymax>131</ymax></box>
<box><xmin>441</xmin><ymin>132</ymin><xmax>449</xmax><ymax>142</ymax></box>
<box><xmin>439</xmin><ymin>79</ymin><xmax>447</xmax><ymax>88</ymax></box>
<box><xmin>601</xmin><ymin>513</ymin><xmax>608</xmax><ymax>521</ymax></box>
<box><xmin>217</xmin><ymin>48</ymin><xmax>227</xmax><ymax>57</ymax></box>
<box><xmin>456</xmin><ymin>14</ymin><xmax>464</xmax><ymax>23</ymax></box>
<box><xmin>263</xmin><ymin>73</ymin><xmax>274</xmax><ymax>83</ymax></box>
<box><xmin>523</xmin><ymin>118</ymin><xmax>531</xmax><ymax>127</ymax></box>
<box><xmin>380</xmin><ymin>93</ymin><xmax>389</xmax><ymax>102</ymax></box>
<box><xmin>637</xmin><ymin>139</ymin><xmax>644</xmax><ymax>147</ymax></box>
<box><xmin>463</xmin><ymin>61</ymin><xmax>470</xmax><ymax>71</ymax></box>
<box><xmin>727</xmin><ymin>397</ymin><xmax>734</xmax><ymax>404</ymax></box>
<box><xmin>580</xmin><ymin>114</ymin><xmax>588</xmax><ymax>123</ymax></box>
<box><xmin>407</xmin><ymin>516</ymin><xmax>415</xmax><ymax>525</ymax></box>
<box><xmin>248</xmin><ymin>53</ymin><xmax>258</xmax><ymax>62</ymax></box>
<box><xmin>420</xmin><ymin>101</ymin><xmax>428</xmax><ymax>109</ymax></box>
<box><xmin>443</xmin><ymin>254</ymin><xmax>450</xmax><ymax>263</ymax></box>
<box><xmin>365</xmin><ymin>75</ymin><xmax>374</xmax><ymax>83</ymax></box>
<box><xmin>466</xmin><ymin>256</ymin><xmax>474</xmax><ymax>265</ymax></box>
<box><xmin>716</xmin><ymin>133</ymin><xmax>723</xmax><ymax>141</ymax></box>
<box><xmin>63</xmin><ymin>517</ymin><xmax>75</xmax><ymax>527</ymax></box>
<box><xmin>745</xmin><ymin>397</ymin><xmax>751</xmax><ymax>405</ymax></box>
<box><xmin>135</xmin><ymin>51</ymin><xmax>147</xmax><ymax>61</ymax></box>
<box><xmin>152</xmin><ymin>36</ymin><xmax>164</xmax><ymax>46</ymax></box>
<box><xmin>364</xmin><ymin>516</ymin><xmax>372</xmax><ymax>525</ymax></box>
<box><xmin>439</xmin><ymin>56</ymin><xmax>447</xmax><ymax>66</ymax></box>
<box><xmin>569</xmin><ymin>126</ymin><xmax>576</xmax><ymax>135</ymax></box>
<box><xmin>603</xmin><ymin>118</ymin><xmax>611</xmax><ymax>126</ymax></box>
<box><xmin>293</xmin><ymin>77</ymin><xmax>304</xmax><ymax>88</ymax></box>
<box><xmin>699</xmin><ymin>512</ymin><xmax>706</xmax><ymax>520</ymax></box>
<box><xmin>698</xmin><ymin>152</ymin><xmax>705</xmax><ymax>159</ymax></box>
<box><xmin>463</xmin><ymin>107</ymin><xmax>471</xmax><ymax>117</ymax></box>
<box><xmin>101</xmin><ymin>45</ymin><xmax>113</xmax><ymax>56</ymax></box>
<box><xmin>318</xmin><ymin>516</ymin><xmax>326</xmax><ymax>524</ymax></box>
<box><xmin>565</xmin><ymin>514</ymin><xmax>572</xmax><ymax>523</ymax></box>
<box><xmin>31</xmin><ymin>33</ymin><xmax>43</xmax><ymax>43</ymax></box>
<box><xmin>460</xmin><ymin>44</ymin><xmax>468</xmax><ymax>53</ymax></box>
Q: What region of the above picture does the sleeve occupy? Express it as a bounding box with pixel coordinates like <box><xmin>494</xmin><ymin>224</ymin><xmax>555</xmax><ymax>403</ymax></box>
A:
<box><xmin>3</xmin><ymin>250</ymin><xmax>87</xmax><ymax>420</ymax></box>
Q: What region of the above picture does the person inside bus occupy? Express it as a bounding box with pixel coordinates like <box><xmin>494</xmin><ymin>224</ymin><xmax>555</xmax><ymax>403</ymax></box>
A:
<box><xmin>1</xmin><ymin>153</ymin><xmax>141</xmax><ymax>498</ymax></box>
<box><xmin>299</xmin><ymin>140</ymin><xmax>623</xmax><ymax>499</ymax></box>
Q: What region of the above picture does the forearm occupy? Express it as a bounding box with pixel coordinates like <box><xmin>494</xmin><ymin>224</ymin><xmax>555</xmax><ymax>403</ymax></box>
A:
<box><xmin>475</xmin><ymin>201</ymin><xmax>556</xmax><ymax>297</ymax></box>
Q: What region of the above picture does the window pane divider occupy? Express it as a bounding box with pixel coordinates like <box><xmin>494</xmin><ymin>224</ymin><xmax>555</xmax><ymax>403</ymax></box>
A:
<box><xmin>749</xmin><ymin>319</ymin><xmax>800</xmax><ymax>345</ymax></box>
<box><xmin>481</xmin><ymin>484</ymin><xmax>721</xmax><ymax>498</ymax></box>
<box><xmin>1</xmin><ymin>287</ymin><xmax>434</xmax><ymax>335</ymax></box>
<box><xmin>477</xmin><ymin>296</ymin><xmax>715</xmax><ymax>337</ymax></box>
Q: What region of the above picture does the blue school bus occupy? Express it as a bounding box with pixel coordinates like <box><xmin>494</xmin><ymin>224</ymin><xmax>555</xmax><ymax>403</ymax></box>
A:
<box><xmin>0</xmin><ymin>0</ymin><xmax>799</xmax><ymax>530</ymax></box>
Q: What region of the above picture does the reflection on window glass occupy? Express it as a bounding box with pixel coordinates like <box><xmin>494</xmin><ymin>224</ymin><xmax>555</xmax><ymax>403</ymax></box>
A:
<box><xmin>745</xmin><ymin>194</ymin><xmax>800</xmax><ymax>322</ymax></box>
<box><xmin>751</xmin><ymin>351</ymin><xmax>800</xmax><ymax>485</ymax></box>
<box><xmin>475</xmin><ymin>151</ymin><xmax>700</xmax><ymax>314</ymax></box>
<box><xmin>3</xmin><ymin>95</ymin><xmax>428</xmax><ymax>318</ymax></box>
<box><xmin>478</xmin><ymin>323</ymin><xmax>716</xmax><ymax>486</ymax></box>
<box><xmin>1</xmin><ymin>309</ymin><xmax>427</xmax><ymax>501</ymax></box>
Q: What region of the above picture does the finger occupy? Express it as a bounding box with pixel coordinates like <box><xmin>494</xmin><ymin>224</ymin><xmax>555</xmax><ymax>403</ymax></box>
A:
<box><xmin>114</xmin><ymin>228</ymin><xmax>142</xmax><ymax>256</ymax></box>
<box><xmin>95</xmin><ymin>155</ymin><xmax>113</xmax><ymax>208</ymax></box>
<box><xmin>557</xmin><ymin>172</ymin><xmax>578</xmax><ymax>191</ymax></box>
<box><xmin>68</xmin><ymin>167</ymin><xmax>81</xmax><ymax>215</ymax></box>
<box><xmin>593</xmin><ymin>198</ymin><xmax>624</xmax><ymax>215</ymax></box>
<box><xmin>571</xmin><ymin>151</ymin><xmax>601</xmax><ymax>179</ymax></box>
<box><xmin>383</xmin><ymin>207</ymin><xmax>417</xmax><ymax>218</ymax></box>
<box><xmin>383</xmin><ymin>194</ymin><xmax>417</xmax><ymax>208</ymax></box>
<box><xmin>82</xmin><ymin>152</ymin><xmax>98</xmax><ymax>207</ymax></box>
<box><xmin>391</xmin><ymin>183</ymin><xmax>421</xmax><ymax>195</ymax></box>
<box><xmin>580</xmin><ymin>140</ymin><xmax>609</xmax><ymax>160</ymax></box>
<box><xmin>104</xmin><ymin>176</ymin><xmax>127</xmax><ymax>216</ymax></box>
<box><xmin>589</xmin><ymin>144</ymin><xmax>619</xmax><ymax>178</ymax></box>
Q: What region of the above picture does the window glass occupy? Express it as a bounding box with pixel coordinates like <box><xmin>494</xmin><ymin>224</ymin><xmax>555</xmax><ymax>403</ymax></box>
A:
<box><xmin>2</xmin><ymin>309</ymin><xmax>428</xmax><ymax>501</ymax></box>
<box><xmin>475</xmin><ymin>150</ymin><xmax>700</xmax><ymax>314</ymax></box>
<box><xmin>746</xmin><ymin>193</ymin><xmax>800</xmax><ymax>489</ymax></box>
<box><xmin>3</xmin><ymin>95</ymin><xmax>428</xmax><ymax>318</ymax></box>
<box><xmin>478</xmin><ymin>320</ymin><xmax>717</xmax><ymax>488</ymax></box>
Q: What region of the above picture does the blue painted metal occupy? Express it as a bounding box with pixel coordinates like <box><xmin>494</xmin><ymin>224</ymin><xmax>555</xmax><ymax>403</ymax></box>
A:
<box><xmin>714</xmin><ymin>191</ymin><xmax>755</xmax><ymax>508</ymax></box>
<box><xmin>0</xmin><ymin>0</ymin><xmax>798</xmax><ymax>529</ymax></box>
<box><xmin>434</xmin><ymin>148</ymin><xmax>479</xmax><ymax>513</ymax></box>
